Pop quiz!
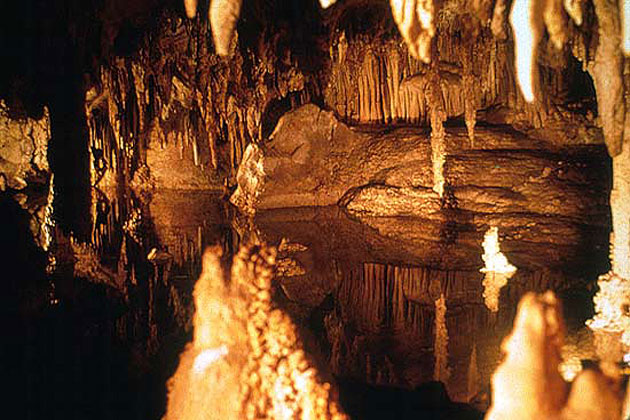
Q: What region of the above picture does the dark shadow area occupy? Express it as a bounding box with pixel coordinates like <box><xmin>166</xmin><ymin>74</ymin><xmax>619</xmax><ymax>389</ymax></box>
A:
<box><xmin>337</xmin><ymin>380</ymin><xmax>484</xmax><ymax>420</ymax></box>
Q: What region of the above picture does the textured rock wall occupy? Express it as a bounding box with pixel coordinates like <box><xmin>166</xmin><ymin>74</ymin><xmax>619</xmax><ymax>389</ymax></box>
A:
<box><xmin>0</xmin><ymin>101</ymin><xmax>50</xmax><ymax>190</ymax></box>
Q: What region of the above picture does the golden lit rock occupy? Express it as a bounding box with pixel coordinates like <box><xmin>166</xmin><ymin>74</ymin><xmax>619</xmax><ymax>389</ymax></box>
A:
<box><xmin>487</xmin><ymin>292</ymin><xmax>625</xmax><ymax>420</ymax></box>
<box><xmin>209</xmin><ymin>0</ymin><xmax>242</xmax><ymax>56</ymax></box>
<box><xmin>480</xmin><ymin>227</ymin><xmax>517</xmax><ymax>312</ymax></box>
<box><xmin>164</xmin><ymin>244</ymin><xmax>347</xmax><ymax>420</ymax></box>
<box><xmin>389</xmin><ymin>0</ymin><xmax>435</xmax><ymax>63</ymax></box>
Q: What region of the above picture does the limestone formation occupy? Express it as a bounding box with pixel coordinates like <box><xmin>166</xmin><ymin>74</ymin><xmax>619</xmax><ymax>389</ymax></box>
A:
<box><xmin>164</xmin><ymin>244</ymin><xmax>347</xmax><ymax>420</ymax></box>
<box><xmin>209</xmin><ymin>0</ymin><xmax>242</xmax><ymax>56</ymax></box>
<box><xmin>487</xmin><ymin>292</ymin><xmax>625</xmax><ymax>420</ymax></box>
<box><xmin>0</xmin><ymin>101</ymin><xmax>50</xmax><ymax>190</ymax></box>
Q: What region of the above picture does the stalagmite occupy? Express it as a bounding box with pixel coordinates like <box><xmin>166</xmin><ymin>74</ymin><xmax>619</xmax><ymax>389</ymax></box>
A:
<box><xmin>164</xmin><ymin>244</ymin><xmax>348</xmax><ymax>420</ymax></box>
<box><xmin>389</xmin><ymin>0</ymin><xmax>435</xmax><ymax>63</ymax></box>
<box><xmin>487</xmin><ymin>292</ymin><xmax>625</xmax><ymax>420</ymax></box>
<box><xmin>509</xmin><ymin>0</ymin><xmax>543</xmax><ymax>102</ymax></box>
<box><xmin>480</xmin><ymin>227</ymin><xmax>517</xmax><ymax>312</ymax></box>
<box><xmin>209</xmin><ymin>0</ymin><xmax>242</xmax><ymax>56</ymax></box>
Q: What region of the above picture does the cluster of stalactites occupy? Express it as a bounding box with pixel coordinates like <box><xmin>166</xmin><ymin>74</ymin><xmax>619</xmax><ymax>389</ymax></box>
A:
<box><xmin>507</xmin><ymin>0</ymin><xmax>630</xmax><ymax>161</ymax></box>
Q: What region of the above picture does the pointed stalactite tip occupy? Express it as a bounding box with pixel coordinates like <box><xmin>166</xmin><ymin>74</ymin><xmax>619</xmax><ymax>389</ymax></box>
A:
<box><xmin>184</xmin><ymin>0</ymin><xmax>198</xmax><ymax>19</ymax></box>
<box><xmin>209</xmin><ymin>0</ymin><xmax>243</xmax><ymax>57</ymax></box>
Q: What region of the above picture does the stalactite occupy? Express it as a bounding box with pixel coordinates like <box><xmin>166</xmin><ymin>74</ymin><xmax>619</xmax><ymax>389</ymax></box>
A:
<box><xmin>389</xmin><ymin>0</ymin><xmax>436</xmax><ymax>63</ymax></box>
<box><xmin>590</xmin><ymin>0</ymin><xmax>625</xmax><ymax>156</ymax></box>
<box><xmin>509</xmin><ymin>0</ymin><xmax>544</xmax><ymax>102</ymax></box>
<box><xmin>427</xmin><ymin>71</ymin><xmax>446</xmax><ymax>197</ymax></box>
<box><xmin>544</xmin><ymin>0</ymin><xmax>568</xmax><ymax>49</ymax></box>
<box><xmin>461</xmin><ymin>33</ymin><xmax>476</xmax><ymax>146</ymax></box>
<box><xmin>491</xmin><ymin>0</ymin><xmax>508</xmax><ymax>39</ymax></box>
<box><xmin>563</xmin><ymin>0</ymin><xmax>583</xmax><ymax>25</ymax></box>
<box><xmin>209</xmin><ymin>0</ymin><xmax>242</xmax><ymax>56</ymax></box>
<box><xmin>184</xmin><ymin>0</ymin><xmax>198</xmax><ymax>19</ymax></box>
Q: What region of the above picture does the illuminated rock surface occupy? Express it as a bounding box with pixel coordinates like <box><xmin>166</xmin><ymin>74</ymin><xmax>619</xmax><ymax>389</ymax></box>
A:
<box><xmin>0</xmin><ymin>101</ymin><xmax>50</xmax><ymax>190</ymax></box>
<box><xmin>487</xmin><ymin>292</ymin><xmax>624</xmax><ymax>420</ymax></box>
<box><xmin>164</xmin><ymin>244</ymin><xmax>347</xmax><ymax>420</ymax></box>
<box><xmin>4</xmin><ymin>0</ymin><xmax>630</xmax><ymax>417</ymax></box>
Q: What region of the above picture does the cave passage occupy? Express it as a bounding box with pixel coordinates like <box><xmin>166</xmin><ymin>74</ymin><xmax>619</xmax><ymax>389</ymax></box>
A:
<box><xmin>1</xmin><ymin>0</ymin><xmax>630</xmax><ymax>419</ymax></box>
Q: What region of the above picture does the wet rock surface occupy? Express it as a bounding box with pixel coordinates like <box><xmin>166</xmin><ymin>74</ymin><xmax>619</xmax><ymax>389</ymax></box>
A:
<box><xmin>233</xmin><ymin>104</ymin><xmax>610</xmax><ymax>233</ymax></box>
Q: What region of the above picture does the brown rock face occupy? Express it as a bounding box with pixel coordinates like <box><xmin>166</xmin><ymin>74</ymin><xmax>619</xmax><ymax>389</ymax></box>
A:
<box><xmin>231</xmin><ymin>104</ymin><xmax>434</xmax><ymax>211</ymax></box>
<box><xmin>232</xmin><ymin>104</ymin><xmax>609</xmax><ymax>230</ymax></box>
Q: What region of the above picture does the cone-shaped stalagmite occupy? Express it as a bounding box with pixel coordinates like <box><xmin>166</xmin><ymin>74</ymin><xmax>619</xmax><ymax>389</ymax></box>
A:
<box><xmin>487</xmin><ymin>292</ymin><xmax>624</xmax><ymax>420</ymax></box>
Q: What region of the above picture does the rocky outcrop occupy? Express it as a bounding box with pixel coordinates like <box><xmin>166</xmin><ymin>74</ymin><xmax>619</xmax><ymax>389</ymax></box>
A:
<box><xmin>231</xmin><ymin>104</ymin><xmax>434</xmax><ymax>211</ymax></box>
<box><xmin>232</xmin><ymin>104</ymin><xmax>609</xmax><ymax>230</ymax></box>
<box><xmin>0</xmin><ymin>101</ymin><xmax>50</xmax><ymax>190</ymax></box>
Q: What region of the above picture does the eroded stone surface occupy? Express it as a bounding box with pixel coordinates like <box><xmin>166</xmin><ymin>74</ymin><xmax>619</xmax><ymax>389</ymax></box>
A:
<box><xmin>231</xmin><ymin>104</ymin><xmax>433</xmax><ymax>211</ymax></box>
<box><xmin>233</xmin><ymin>105</ymin><xmax>609</xmax><ymax>231</ymax></box>
<box><xmin>0</xmin><ymin>101</ymin><xmax>50</xmax><ymax>190</ymax></box>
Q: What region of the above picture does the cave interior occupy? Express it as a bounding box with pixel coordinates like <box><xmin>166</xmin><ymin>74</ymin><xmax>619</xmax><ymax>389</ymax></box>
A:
<box><xmin>1</xmin><ymin>0</ymin><xmax>630</xmax><ymax>418</ymax></box>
